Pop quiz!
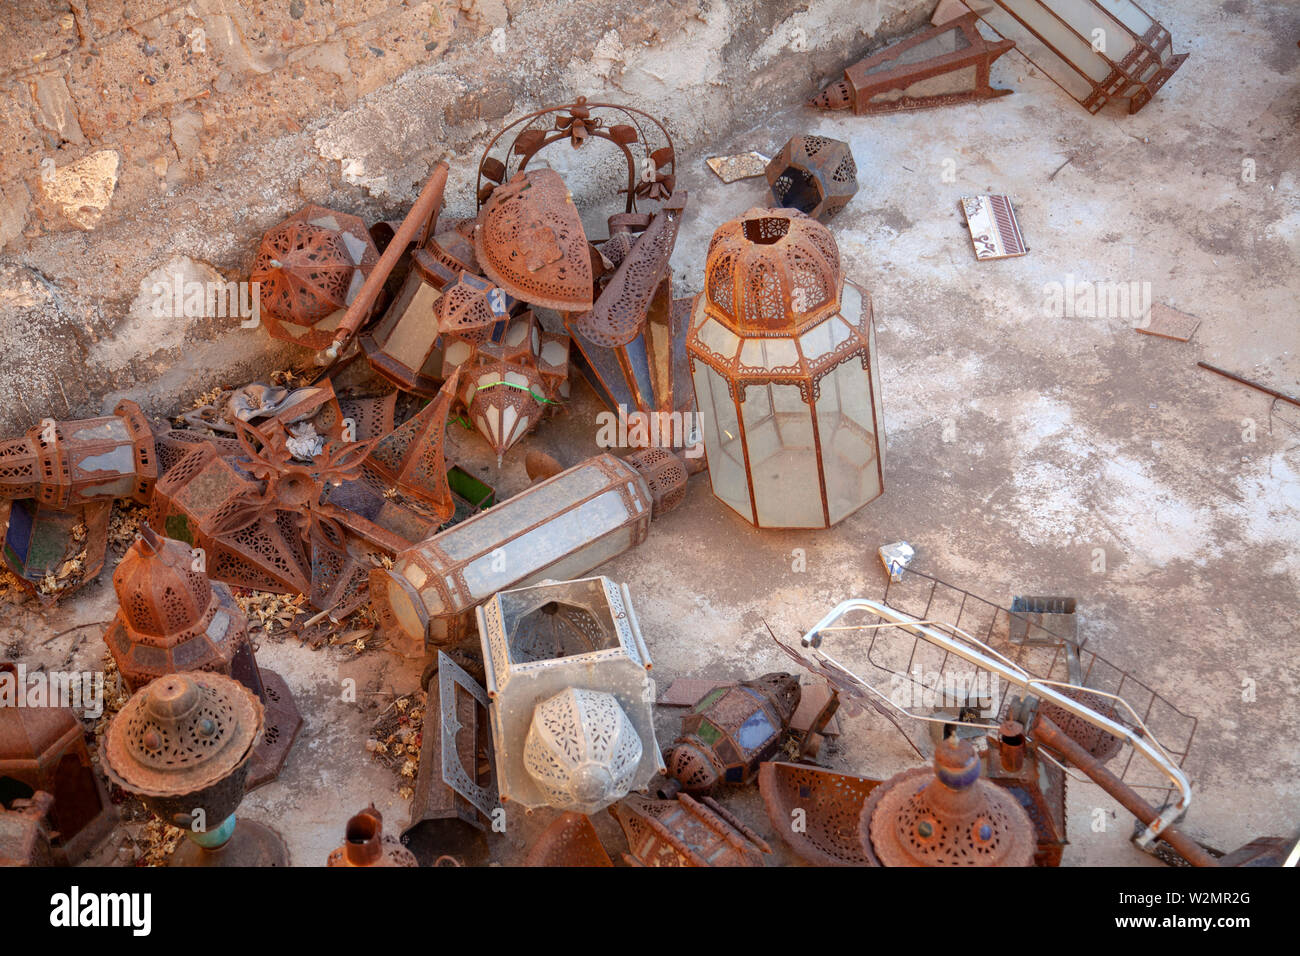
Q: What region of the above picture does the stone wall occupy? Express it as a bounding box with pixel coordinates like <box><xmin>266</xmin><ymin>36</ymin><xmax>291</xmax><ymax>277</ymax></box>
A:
<box><xmin>0</xmin><ymin>0</ymin><xmax>931</xmax><ymax>433</ymax></box>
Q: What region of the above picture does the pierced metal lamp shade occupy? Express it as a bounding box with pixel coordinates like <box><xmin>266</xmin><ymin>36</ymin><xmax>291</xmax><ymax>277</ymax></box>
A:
<box><xmin>858</xmin><ymin>736</ymin><xmax>1035</xmax><ymax>866</ymax></box>
<box><xmin>523</xmin><ymin>687</ymin><xmax>643</xmax><ymax>814</ymax></box>
<box><xmin>252</xmin><ymin>204</ymin><xmax>380</xmax><ymax>349</ymax></box>
<box><xmin>100</xmin><ymin>672</ymin><xmax>263</xmax><ymax>827</ymax></box>
<box><xmin>103</xmin><ymin>526</ymin><xmax>246</xmax><ymax>692</ymax></box>
<box><xmin>474</xmin><ymin>169</ymin><xmax>593</xmax><ymax>312</ymax></box>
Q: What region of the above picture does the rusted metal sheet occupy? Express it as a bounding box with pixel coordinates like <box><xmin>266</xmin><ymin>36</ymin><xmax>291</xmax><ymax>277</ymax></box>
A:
<box><xmin>810</xmin><ymin>14</ymin><xmax>1014</xmax><ymax>115</ymax></box>
<box><xmin>758</xmin><ymin>762</ymin><xmax>881</xmax><ymax>866</ymax></box>
<box><xmin>524</xmin><ymin>812</ymin><xmax>613</xmax><ymax>867</ymax></box>
<box><xmin>858</xmin><ymin>737</ymin><xmax>1035</xmax><ymax>866</ymax></box>
<box><xmin>1136</xmin><ymin>303</ymin><xmax>1200</xmax><ymax>342</ymax></box>
<box><xmin>611</xmin><ymin>793</ymin><xmax>771</xmax><ymax>867</ymax></box>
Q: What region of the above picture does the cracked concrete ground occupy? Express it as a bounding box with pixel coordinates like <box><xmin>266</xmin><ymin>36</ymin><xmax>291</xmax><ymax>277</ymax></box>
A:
<box><xmin>4</xmin><ymin>0</ymin><xmax>1298</xmax><ymax>866</ymax></box>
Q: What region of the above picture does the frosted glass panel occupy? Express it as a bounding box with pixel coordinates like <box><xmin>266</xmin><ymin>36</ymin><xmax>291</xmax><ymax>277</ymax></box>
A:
<box><xmin>816</xmin><ymin>359</ymin><xmax>882</xmax><ymax>525</ymax></box>
<box><xmin>692</xmin><ymin>362</ymin><xmax>750</xmax><ymax>520</ymax></box>
<box><xmin>741</xmin><ymin>383</ymin><xmax>823</xmax><ymax>527</ymax></box>
<box><xmin>462</xmin><ymin>490</ymin><xmax>631</xmax><ymax>598</ymax></box>
<box><xmin>438</xmin><ymin>463</ymin><xmax>615</xmax><ymax>561</ymax></box>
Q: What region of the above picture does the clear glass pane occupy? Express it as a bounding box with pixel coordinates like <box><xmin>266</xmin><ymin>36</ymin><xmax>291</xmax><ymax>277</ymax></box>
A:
<box><xmin>816</xmin><ymin>358</ymin><xmax>883</xmax><ymax>524</ymax></box>
<box><xmin>692</xmin><ymin>362</ymin><xmax>750</xmax><ymax>520</ymax></box>
<box><xmin>741</xmin><ymin>383</ymin><xmax>824</xmax><ymax>527</ymax></box>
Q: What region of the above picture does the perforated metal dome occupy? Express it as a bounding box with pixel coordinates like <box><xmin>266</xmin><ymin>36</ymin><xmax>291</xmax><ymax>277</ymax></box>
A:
<box><xmin>100</xmin><ymin>672</ymin><xmax>263</xmax><ymax>798</ymax></box>
<box><xmin>522</xmin><ymin>687</ymin><xmax>643</xmax><ymax>814</ymax></box>
<box><xmin>859</xmin><ymin>737</ymin><xmax>1034</xmax><ymax>867</ymax></box>
<box><xmin>702</xmin><ymin>207</ymin><xmax>841</xmax><ymax>334</ymax></box>
<box><xmin>112</xmin><ymin>526</ymin><xmax>212</xmax><ymax>637</ymax></box>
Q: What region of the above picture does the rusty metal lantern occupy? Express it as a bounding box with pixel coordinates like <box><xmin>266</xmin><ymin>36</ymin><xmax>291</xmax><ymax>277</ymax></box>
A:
<box><xmin>372</xmin><ymin>452</ymin><xmax>685</xmax><ymax>651</ymax></box>
<box><xmin>974</xmin><ymin>1</ymin><xmax>1186</xmax><ymax>115</ymax></box>
<box><xmin>100</xmin><ymin>672</ymin><xmax>287</xmax><ymax>866</ymax></box>
<box><xmin>0</xmin><ymin>791</ymin><xmax>56</xmax><ymax>866</ymax></box>
<box><xmin>0</xmin><ymin>665</ymin><xmax>117</xmax><ymax>865</ymax></box>
<box><xmin>101</xmin><ymin>525</ymin><xmax>302</xmax><ymax>790</ymax></box>
<box><xmin>404</xmin><ymin>651</ymin><xmax>497</xmax><ymax>866</ymax></box>
<box><xmin>688</xmin><ymin>208</ymin><xmax>885</xmax><ymax>529</ymax></box>
<box><xmin>458</xmin><ymin>341</ymin><xmax>558</xmax><ymax>466</ymax></box>
<box><xmin>252</xmin><ymin>204</ymin><xmax>380</xmax><ymax>349</ymax></box>
<box><xmin>327</xmin><ymin>805</ymin><xmax>417</xmax><ymax>867</ymax></box>
<box><xmin>104</xmin><ymin>525</ymin><xmax>247</xmax><ymax>688</ymax></box>
<box><xmin>1</xmin><ymin>400</ymin><xmax>156</xmax><ymax>597</ymax></box>
<box><xmin>858</xmin><ymin>736</ymin><xmax>1035</xmax><ymax>866</ymax></box>
<box><xmin>610</xmin><ymin>793</ymin><xmax>771</xmax><ymax>867</ymax></box>
<box><xmin>809</xmin><ymin>13</ymin><xmax>1015</xmax><ymax>116</ymax></box>
<box><xmin>476</xmin><ymin>99</ymin><xmax>696</xmax><ymax>460</ymax></box>
<box><xmin>766</xmin><ymin>136</ymin><xmax>859</xmax><ymax>223</ymax></box>
<box><xmin>662</xmin><ymin>673</ymin><xmax>801</xmax><ymax>795</ymax></box>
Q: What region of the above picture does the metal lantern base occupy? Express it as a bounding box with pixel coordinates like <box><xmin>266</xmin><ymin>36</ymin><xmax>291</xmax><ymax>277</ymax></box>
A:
<box><xmin>169</xmin><ymin>820</ymin><xmax>289</xmax><ymax>867</ymax></box>
<box><xmin>245</xmin><ymin>669</ymin><xmax>304</xmax><ymax>792</ymax></box>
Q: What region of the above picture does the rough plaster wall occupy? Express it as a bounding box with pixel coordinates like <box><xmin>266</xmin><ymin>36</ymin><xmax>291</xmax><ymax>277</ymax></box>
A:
<box><xmin>0</xmin><ymin>0</ymin><xmax>931</xmax><ymax>434</ymax></box>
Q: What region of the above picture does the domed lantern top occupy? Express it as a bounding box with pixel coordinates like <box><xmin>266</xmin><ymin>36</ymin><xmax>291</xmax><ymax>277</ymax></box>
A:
<box><xmin>103</xmin><ymin>526</ymin><xmax>250</xmax><ymax>692</ymax></box>
<box><xmin>100</xmin><ymin>672</ymin><xmax>263</xmax><ymax>801</ymax></box>
<box><xmin>701</xmin><ymin>208</ymin><xmax>841</xmax><ymax>334</ymax></box>
<box><xmin>858</xmin><ymin>737</ymin><xmax>1035</xmax><ymax>867</ymax></box>
<box><xmin>113</xmin><ymin>525</ymin><xmax>212</xmax><ymax>637</ymax></box>
<box><xmin>687</xmin><ymin>208</ymin><xmax>885</xmax><ymax>529</ymax></box>
<box><xmin>522</xmin><ymin>687</ymin><xmax>644</xmax><ymax>814</ymax></box>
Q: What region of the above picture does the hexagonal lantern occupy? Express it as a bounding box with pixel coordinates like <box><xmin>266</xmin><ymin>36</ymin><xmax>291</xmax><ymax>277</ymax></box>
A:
<box><xmin>663</xmin><ymin>673</ymin><xmax>801</xmax><ymax>794</ymax></box>
<box><xmin>687</xmin><ymin>208</ymin><xmax>885</xmax><ymax>529</ymax></box>
<box><xmin>766</xmin><ymin>136</ymin><xmax>858</xmax><ymax>223</ymax></box>
<box><xmin>252</xmin><ymin>204</ymin><xmax>380</xmax><ymax>350</ymax></box>
<box><xmin>477</xmin><ymin>576</ymin><xmax>663</xmax><ymax>812</ymax></box>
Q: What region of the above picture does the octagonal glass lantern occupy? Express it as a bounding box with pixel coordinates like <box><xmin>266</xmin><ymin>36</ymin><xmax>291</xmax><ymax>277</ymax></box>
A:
<box><xmin>687</xmin><ymin>208</ymin><xmax>884</xmax><ymax>529</ymax></box>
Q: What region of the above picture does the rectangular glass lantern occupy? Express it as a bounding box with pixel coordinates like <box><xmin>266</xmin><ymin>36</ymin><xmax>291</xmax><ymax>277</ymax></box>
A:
<box><xmin>372</xmin><ymin>453</ymin><xmax>655</xmax><ymax>651</ymax></box>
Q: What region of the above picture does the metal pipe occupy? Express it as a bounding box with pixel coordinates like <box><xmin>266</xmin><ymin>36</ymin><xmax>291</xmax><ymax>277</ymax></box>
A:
<box><xmin>801</xmin><ymin>598</ymin><xmax>1192</xmax><ymax>843</ymax></box>
<box><xmin>317</xmin><ymin>161</ymin><xmax>450</xmax><ymax>364</ymax></box>
<box><xmin>1032</xmin><ymin>714</ymin><xmax>1218</xmax><ymax>867</ymax></box>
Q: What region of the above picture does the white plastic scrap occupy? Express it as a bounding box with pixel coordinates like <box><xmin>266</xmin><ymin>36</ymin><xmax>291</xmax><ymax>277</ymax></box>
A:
<box><xmin>878</xmin><ymin>541</ymin><xmax>915</xmax><ymax>581</ymax></box>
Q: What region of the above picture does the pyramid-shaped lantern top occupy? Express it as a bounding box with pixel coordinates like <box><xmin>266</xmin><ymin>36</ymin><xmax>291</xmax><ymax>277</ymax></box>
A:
<box><xmin>703</xmin><ymin>208</ymin><xmax>842</xmax><ymax>335</ymax></box>
<box><xmin>113</xmin><ymin>525</ymin><xmax>212</xmax><ymax>637</ymax></box>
